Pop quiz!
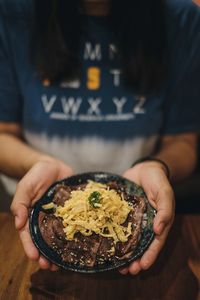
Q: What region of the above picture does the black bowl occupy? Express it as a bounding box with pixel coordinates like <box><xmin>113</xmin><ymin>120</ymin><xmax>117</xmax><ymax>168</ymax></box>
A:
<box><xmin>29</xmin><ymin>172</ymin><xmax>156</xmax><ymax>273</ymax></box>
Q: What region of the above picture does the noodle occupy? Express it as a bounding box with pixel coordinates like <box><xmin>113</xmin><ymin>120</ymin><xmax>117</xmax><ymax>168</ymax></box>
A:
<box><xmin>54</xmin><ymin>180</ymin><xmax>133</xmax><ymax>243</ymax></box>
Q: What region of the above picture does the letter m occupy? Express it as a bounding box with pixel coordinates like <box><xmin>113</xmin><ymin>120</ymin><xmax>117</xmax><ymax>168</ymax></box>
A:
<box><xmin>84</xmin><ymin>43</ymin><xmax>101</xmax><ymax>61</ymax></box>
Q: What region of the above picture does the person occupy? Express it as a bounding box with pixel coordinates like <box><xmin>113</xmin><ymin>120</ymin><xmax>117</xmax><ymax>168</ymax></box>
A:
<box><xmin>0</xmin><ymin>0</ymin><xmax>199</xmax><ymax>275</ymax></box>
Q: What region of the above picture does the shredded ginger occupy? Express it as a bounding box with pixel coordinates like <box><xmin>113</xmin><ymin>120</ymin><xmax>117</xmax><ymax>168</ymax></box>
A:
<box><xmin>55</xmin><ymin>180</ymin><xmax>133</xmax><ymax>243</ymax></box>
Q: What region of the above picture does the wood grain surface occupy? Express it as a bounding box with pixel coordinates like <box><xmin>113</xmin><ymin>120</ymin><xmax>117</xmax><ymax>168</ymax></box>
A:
<box><xmin>0</xmin><ymin>213</ymin><xmax>199</xmax><ymax>300</ymax></box>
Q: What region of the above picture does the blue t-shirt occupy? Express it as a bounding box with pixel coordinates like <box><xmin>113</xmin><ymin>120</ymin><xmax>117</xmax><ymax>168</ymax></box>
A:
<box><xmin>0</xmin><ymin>0</ymin><xmax>200</xmax><ymax>174</ymax></box>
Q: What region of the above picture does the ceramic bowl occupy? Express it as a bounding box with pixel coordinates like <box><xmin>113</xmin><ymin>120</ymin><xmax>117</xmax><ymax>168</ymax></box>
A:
<box><xmin>29</xmin><ymin>172</ymin><xmax>156</xmax><ymax>273</ymax></box>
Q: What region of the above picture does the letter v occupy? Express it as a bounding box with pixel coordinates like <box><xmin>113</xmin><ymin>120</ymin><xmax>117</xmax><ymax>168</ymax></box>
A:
<box><xmin>41</xmin><ymin>95</ymin><xmax>57</xmax><ymax>113</ymax></box>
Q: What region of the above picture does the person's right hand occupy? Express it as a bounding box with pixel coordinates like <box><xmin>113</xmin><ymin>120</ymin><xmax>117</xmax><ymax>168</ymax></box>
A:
<box><xmin>10</xmin><ymin>158</ymin><xmax>74</xmax><ymax>271</ymax></box>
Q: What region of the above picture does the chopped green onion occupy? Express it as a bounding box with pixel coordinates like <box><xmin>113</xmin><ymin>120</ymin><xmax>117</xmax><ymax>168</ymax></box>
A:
<box><xmin>88</xmin><ymin>191</ymin><xmax>102</xmax><ymax>208</ymax></box>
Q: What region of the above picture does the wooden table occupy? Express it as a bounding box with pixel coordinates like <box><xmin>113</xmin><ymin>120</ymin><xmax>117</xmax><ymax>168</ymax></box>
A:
<box><xmin>0</xmin><ymin>213</ymin><xmax>200</xmax><ymax>300</ymax></box>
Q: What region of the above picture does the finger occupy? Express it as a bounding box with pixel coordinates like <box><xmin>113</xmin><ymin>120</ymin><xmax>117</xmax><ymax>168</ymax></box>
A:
<box><xmin>11</xmin><ymin>181</ymin><xmax>34</xmax><ymax>230</ymax></box>
<box><xmin>122</xmin><ymin>169</ymin><xmax>140</xmax><ymax>186</ymax></box>
<box><xmin>19</xmin><ymin>221</ymin><xmax>39</xmax><ymax>261</ymax></box>
<box><xmin>153</xmin><ymin>187</ymin><xmax>174</xmax><ymax>235</ymax></box>
<box><xmin>50</xmin><ymin>264</ymin><xmax>59</xmax><ymax>272</ymax></box>
<box><xmin>39</xmin><ymin>256</ymin><xmax>51</xmax><ymax>270</ymax></box>
<box><xmin>128</xmin><ymin>260</ymin><xmax>142</xmax><ymax>275</ymax></box>
<box><xmin>119</xmin><ymin>267</ymin><xmax>129</xmax><ymax>275</ymax></box>
<box><xmin>12</xmin><ymin>203</ymin><xmax>28</xmax><ymax>229</ymax></box>
<box><xmin>140</xmin><ymin>226</ymin><xmax>170</xmax><ymax>270</ymax></box>
<box><xmin>57</xmin><ymin>164</ymin><xmax>74</xmax><ymax>180</ymax></box>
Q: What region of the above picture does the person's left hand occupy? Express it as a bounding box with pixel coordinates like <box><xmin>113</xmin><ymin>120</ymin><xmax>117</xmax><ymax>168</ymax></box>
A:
<box><xmin>120</xmin><ymin>160</ymin><xmax>175</xmax><ymax>275</ymax></box>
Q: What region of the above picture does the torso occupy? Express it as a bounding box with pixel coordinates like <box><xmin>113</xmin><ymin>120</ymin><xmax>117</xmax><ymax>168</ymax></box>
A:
<box><xmin>1</xmin><ymin>0</ymin><xmax>200</xmax><ymax>174</ymax></box>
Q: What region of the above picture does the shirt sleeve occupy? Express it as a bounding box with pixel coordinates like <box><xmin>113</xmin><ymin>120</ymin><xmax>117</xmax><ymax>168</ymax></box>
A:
<box><xmin>162</xmin><ymin>0</ymin><xmax>200</xmax><ymax>134</ymax></box>
<box><xmin>0</xmin><ymin>10</ymin><xmax>22</xmax><ymax>123</ymax></box>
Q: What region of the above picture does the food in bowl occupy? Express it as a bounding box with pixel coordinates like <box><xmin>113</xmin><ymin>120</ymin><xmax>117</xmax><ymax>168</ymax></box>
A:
<box><xmin>38</xmin><ymin>180</ymin><xmax>147</xmax><ymax>267</ymax></box>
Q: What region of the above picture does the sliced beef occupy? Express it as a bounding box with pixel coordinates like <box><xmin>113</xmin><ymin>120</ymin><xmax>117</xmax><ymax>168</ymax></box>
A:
<box><xmin>107</xmin><ymin>181</ymin><xmax>125</xmax><ymax>197</ymax></box>
<box><xmin>107</xmin><ymin>181</ymin><xmax>119</xmax><ymax>191</ymax></box>
<box><xmin>61</xmin><ymin>233</ymin><xmax>102</xmax><ymax>267</ymax></box>
<box><xmin>96</xmin><ymin>237</ymin><xmax>115</xmax><ymax>262</ymax></box>
<box><xmin>38</xmin><ymin>182</ymin><xmax>147</xmax><ymax>267</ymax></box>
<box><xmin>53</xmin><ymin>184</ymin><xmax>87</xmax><ymax>207</ymax></box>
<box><xmin>115</xmin><ymin>196</ymin><xmax>146</xmax><ymax>260</ymax></box>
<box><xmin>52</xmin><ymin>217</ymin><xmax>66</xmax><ymax>241</ymax></box>
<box><xmin>53</xmin><ymin>185</ymin><xmax>71</xmax><ymax>206</ymax></box>
<box><xmin>39</xmin><ymin>212</ymin><xmax>67</xmax><ymax>250</ymax></box>
<box><xmin>39</xmin><ymin>212</ymin><xmax>102</xmax><ymax>267</ymax></box>
<box><xmin>38</xmin><ymin>212</ymin><xmax>55</xmax><ymax>247</ymax></box>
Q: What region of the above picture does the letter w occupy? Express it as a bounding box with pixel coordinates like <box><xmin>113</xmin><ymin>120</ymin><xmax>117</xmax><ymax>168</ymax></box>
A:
<box><xmin>61</xmin><ymin>97</ymin><xmax>82</xmax><ymax>115</ymax></box>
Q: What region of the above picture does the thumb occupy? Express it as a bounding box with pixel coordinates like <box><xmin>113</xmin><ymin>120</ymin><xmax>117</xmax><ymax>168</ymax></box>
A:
<box><xmin>152</xmin><ymin>187</ymin><xmax>175</xmax><ymax>235</ymax></box>
<box><xmin>10</xmin><ymin>182</ymin><xmax>33</xmax><ymax>230</ymax></box>
<box><xmin>56</xmin><ymin>163</ymin><xmax>74</xmax><ymax>180</ymax></box>
<box><xmin>11</xmin><ymin>203</ymin><xmax>28</xmax><ymax>229</ymax></box>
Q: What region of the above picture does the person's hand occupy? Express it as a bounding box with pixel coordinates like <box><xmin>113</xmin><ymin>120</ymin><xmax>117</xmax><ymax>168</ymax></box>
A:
<box><xmin>120</xmin><ymin>160</ymin><xmax>175</xmax><ymax>275</ymax></box>
<box><xmin>10</xmin><ymin>158</ymin><xmax>74</xmax><ymax>271</ymax></box>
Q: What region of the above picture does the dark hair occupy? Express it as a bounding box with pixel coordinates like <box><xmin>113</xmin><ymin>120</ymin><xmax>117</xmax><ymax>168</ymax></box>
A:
<box><xmin>34</xmin><ymin>0</ymin><xmax>167</xmax><ymax>93</ymax></box>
